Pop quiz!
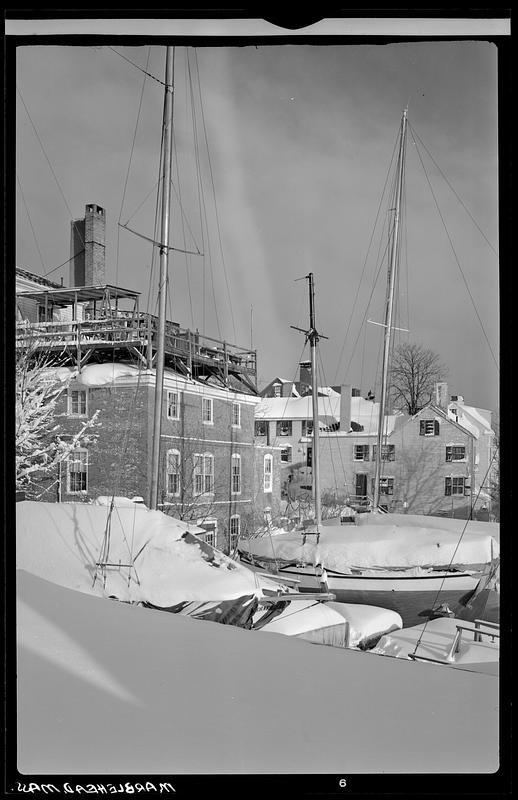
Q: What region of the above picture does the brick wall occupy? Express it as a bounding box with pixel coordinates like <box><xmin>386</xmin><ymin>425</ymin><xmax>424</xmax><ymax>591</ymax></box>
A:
<box><xmin>51</xmin><ymin>376</ymin><xmax>282</xmax><ymax>554</ymax></box>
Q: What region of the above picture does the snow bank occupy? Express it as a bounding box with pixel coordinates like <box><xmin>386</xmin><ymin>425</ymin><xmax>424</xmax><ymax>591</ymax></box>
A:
<box><xmin>327</xmin><ymin>602</ymin><xmax>402</xmax><ymax>647</ymax></box>
<box><xmin>358</xmin><ymin>511</ymin><xmax>500</xmax><ymax>543</ymax></box>
<box><xmin>16</xmin><ymin>501</ymin><xmax>279</xmax><ymax>605</ymax></box>
<box><xmin>372</xmin><ymin>617</ymin><xmax>499</xmax><ymax>675</ymax></box>
<box><xmin>241</xmin><ymin>520</ymin><xmax>499</xmax><ymax>571</ymax></box>
<box><xmin>257</xmin><ymin>599</ymin><xmax>402</xmax><ymax>649</ymax></box>
<box><xmin>16</xmin><ymin>569</ymin><xmax>499</xmax><ymax>774</ymax></box>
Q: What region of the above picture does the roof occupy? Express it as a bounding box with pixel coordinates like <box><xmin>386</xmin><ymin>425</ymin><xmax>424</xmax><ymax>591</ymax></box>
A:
<box><xmin>16</xmin><ymin>267</ymin><xmax>62</xmax><ymax>290</ymax></box>
<box><xmin>16</xmin><ymin>284</ymin><xmax>141</xmax><ymax>306</ymax></box>
<box><xmin>255</xmin><ymin>393</ymin><xmax>400</xmax><ymax>436</ymax></box>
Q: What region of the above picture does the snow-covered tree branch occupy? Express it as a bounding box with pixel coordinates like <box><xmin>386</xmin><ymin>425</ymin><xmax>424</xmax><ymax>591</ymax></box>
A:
<box><xmin>16</xmin><ymin>345</ymin><xmax>100</xmax><ymax>495</ymax></box>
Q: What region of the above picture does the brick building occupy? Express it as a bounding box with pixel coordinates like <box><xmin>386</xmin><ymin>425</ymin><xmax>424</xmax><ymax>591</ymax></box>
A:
<box><xmin>16</xmin><ymin>204</ymin><xmax>282</xmax><ymax>552</ymax></box>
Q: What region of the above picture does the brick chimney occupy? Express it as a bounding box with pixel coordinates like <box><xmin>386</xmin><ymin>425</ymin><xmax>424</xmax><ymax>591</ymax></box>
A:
<box><xmin>298</xmin><ymin>361</ymin><xmax>312</xmax><ymax>396</ymax></box>
<box><xmin>435</xmin><ymin>381</ymin><xmax>448</xmax><ymax>410</ymax></box>
<box><xmin>70</xmin><ymin>204</ymin><xmax>106</xmax><ymax>286</ymax></box>
<box><xmin>339</xmin><ymin>384</ymin><xmax>351</xmax><ymax>432</ymax></box>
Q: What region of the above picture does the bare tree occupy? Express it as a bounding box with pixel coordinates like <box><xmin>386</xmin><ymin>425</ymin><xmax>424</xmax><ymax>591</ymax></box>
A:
<box><xmin>389</xmin><ymin>342</ymin><xmax>447</xmax><ymax>415</ymax></box>
<box><xmin>16</xmin><ymin>345</ymin><xmax>99</xmax><ymax>497</ymax></box>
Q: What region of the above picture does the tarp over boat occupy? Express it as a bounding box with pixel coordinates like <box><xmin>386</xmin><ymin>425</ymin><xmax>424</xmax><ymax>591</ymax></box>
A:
<box><xmin>16</xmin><ymin>501</ymin><xmax>282</xmax><ymax>607</ymax></box>
<box><xmin>239</xmin><ymin>517</ymin><xmax>499</xmax><ymax>572</ymax></box>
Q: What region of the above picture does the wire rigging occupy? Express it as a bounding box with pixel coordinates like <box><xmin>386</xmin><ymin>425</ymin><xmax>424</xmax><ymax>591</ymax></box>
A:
<box><xmin>410</xmin><ymin>128</ymin><xmax>499</xmax><ymax>374</ymax></box>
<box><xmin>193</xmin><ymin>49</ymin><xmax>237</xmax><ymax>343</ymax></box>
<box><xmin>409</xmin><ymin>122</ymin><xmax>499</xmax><ymax>258</ymax></box>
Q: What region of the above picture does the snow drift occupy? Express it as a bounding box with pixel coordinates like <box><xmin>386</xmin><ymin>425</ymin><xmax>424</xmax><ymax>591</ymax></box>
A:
<box><xmin>16</xmin><ymin>569</ymin><xmax>499</xmax><ymax>774</ymax></box>
<box><xmin>16</xmin><ymin>501</ymin><xmax>279</xmax><ymax>606</ymax></box>
<box><xmin>240</xmin><ymin>516</ymin><xmax>499</xmax><ymax>572</ymax></box>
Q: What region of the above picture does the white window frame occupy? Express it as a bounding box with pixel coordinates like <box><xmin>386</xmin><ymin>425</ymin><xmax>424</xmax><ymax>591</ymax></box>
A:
<box><xmin>167</xmin><ymin>390</ymin><xmax>180</xmax><ymax>420</ymax></box>
<box><xmin>166</xmin><ymin>448</ymin><xmax>181</xmax><ymax>496</ymax></box>
<box><xmin>273</xmin><ymin>383</ymin><xmax>281</xmax><ymax>397</ymax></box>
<box><xmin>231</xmin><ymin>453</ymin><xmax>241</xmax><ymax>495</ymax></box>
<box><xmin>446</xmin><ymin>445</ymin><xmax>467</xmax><ymax>462</ymax></box>
<box><xmin>193</xmin><ymin>452</ymin><xmax>214</xmax><ymax>496</ymax></box>
<box><xmin>67</xmin><ymin>448</ymin><xmax>88</xmax><ymax>494</ymax></box>
<box><xmin>67</xmin><ymin>387</ymin><xmax>88</xmax><ymax>417</ymax></box>
<box><xmin>353</xmin><ymin>444</ymin><xmax>370</xmax><ymax>461</ymax></box>
<box><xmin>276</xmin><ymin>420</ymin><xmax>292</xmax><ymax>437</ymax></box>
<box><xmin>202</xmin><ymin>396</ymin><xmax>214</xmax><ymax>425</ymax></box>
<box><xmin>301</xmin><ymin>420</ymin><xmax>314</xmax><ymax>437</ymax></box>
<box><xmin>264</xmin><ymin>454</ymin><xmax>273</xmax><ymax>493</ymax></box>
<box><xmin>231</xmin><ymin>402</ymin><xmax>241</xmax><ymax>428</ymax></box>
<box><xmin>280</xmin><ymin>445</ymin><xmax>292</xmax><ymax>463</ymax></box>
<box><xmin>445</xmin><ymin>476</ymin><xmax>466</xmax><ymax>496</ymax></box>
<box><xmin>373</xmin><ymin>444</ymin><xmax>395</xmax><ymax>462</ymax></box>
<box><xmin>372</xmin><ymin>475</ymin><xmax>394</xmax><ymax>496</ymax></box>
<box><xmin>254</xmin><ymin>420</ymin><xmax>268</xmax><ymax>437</ymax></box>
<box><xmin>229</xmin><ymin>515</ymin><xmax>240</xmax><ymax>551</ymax></box>
<box><xmin>198</xmin><ymin>518</ymin><xmax>218</xmax><ymax>547</ymax></box>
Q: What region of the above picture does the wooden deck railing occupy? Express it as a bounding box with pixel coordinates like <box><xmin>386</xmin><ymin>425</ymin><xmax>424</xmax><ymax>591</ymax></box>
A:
<box><xmin>15</xmin><ymin>313</ymin><xmax>257</xmax><ymax>377</ymax></box>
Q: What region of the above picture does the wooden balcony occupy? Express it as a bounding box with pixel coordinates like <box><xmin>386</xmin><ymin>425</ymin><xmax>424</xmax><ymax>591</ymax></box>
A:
<box><xmin>16</xmin><ymin>285</ymin><xmax>257</xmax><ymax>393</ymax></box>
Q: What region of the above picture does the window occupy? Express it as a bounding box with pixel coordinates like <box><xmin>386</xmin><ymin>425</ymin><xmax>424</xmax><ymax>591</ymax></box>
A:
<box><xmin>255</xmin><ymin>420</ymin><xmax>268</xmax><ymax>437</ymax></box>
<box><xmin>372</xmin><ymin>444</ymin><xmax>395</xmax><ymax>462</ymax></box>
<box><xmin>280</xmin><ymin>445</ymin><xmax>292</xmax><ymax>463</ymax></box>
<box><xmin>67</xmin><ymin>449</ymin><xmax>88</xmax><ymax>493</ymax></box>
<box><xmin>445</xmin><ymin>476</ymin><xmax>466</xmax><ymax>496</ymax></box>
<box><xmin>167</xmin><ymin>390</ymin><xmax>180</xmax><ymax>420</ymax></box>
<box><xmin>276</xmin><ymin>420</ymin><xmax>292</xmax><ymax>437</ymax></box>
<box><xmin>354</xmin><ymin>444</ymin><xmax>370</xmax><ymax>461</ymax></box>
<box><xmin>301</xmin><ymin>420</ymin><xmax>314</xmax><ymax>437</ymax></box>
<box><xmin>231</xmin><ymin>454</ymin><xmax>241</xmax><ymax>494</ymax></box>
<box><xmin>446</xmin><ymin>445</ymin><xmax>466</xmax><ymax>462</ymax></box>
<box><xmin>198</xmin><ymin>519</ymin><xmax>217</xmax><ymax>548</ymax></box>
<box><xmin>202</xmin><ymin>396</ymin><xmax>213</xmax><ymax>424</ymax></box>
<box><xmin>263</xmin><ymin>454</ymin><xmax>273</xmax><ymax>492</ymax></box>
<box><xmin>232</xmin><ymin>402</ymin><xmax>241</xmax><ymax>427</ymax></box>
<box><xmin>420</xmin><ymin>419</ymin><xmax>439</xmax><ymax>436</ymax></box>
<box><xmin>229</xmin><ymin>515</ymin><xmax>240</xmax><ymax>551</ymax></box>
<box><xmin>273</xmin><ymin>383</ymin><xmax>281</xmax><ymax>397</ymax></box>
<box><xmin>166</xmin><ymin>449</ymin><xmax>181</xmax><ymax>496</ymax></box>
<box><xmin>68</xmin><ymin>388</ymin><xmax>87</xmax><ymax>416</ymax></box>
<box><xmin>372</xmin><ymin>476</ymin><xmax>394</xmax><ymax>496</ymax></box>
<box><xmin>193</xmin><ymin>453</ymin><xmax>214</xmax><ymax>495</ymax></box>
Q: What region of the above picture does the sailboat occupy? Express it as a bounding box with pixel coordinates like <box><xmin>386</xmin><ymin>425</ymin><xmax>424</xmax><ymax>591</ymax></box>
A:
<box><xmin>238</xmin><ymin>110</ymin><xmax>499</xmax><ymax>628</ymax></box>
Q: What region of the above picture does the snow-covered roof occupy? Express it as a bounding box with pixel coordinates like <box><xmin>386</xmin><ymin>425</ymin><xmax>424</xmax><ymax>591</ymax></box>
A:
<box><xmin>40</xmin><ymin>362</ymin><xmax>260</xmax><ymax>402</ymax></box>
<box><xmin>255</xmin><ymin>393</ymin><xmax>399</xmax><ymax>436</ymax></box>
<box><xmin>449</xmin><ymin>404</ymin><xmax>494</xmax><ymax>437</ymax></box>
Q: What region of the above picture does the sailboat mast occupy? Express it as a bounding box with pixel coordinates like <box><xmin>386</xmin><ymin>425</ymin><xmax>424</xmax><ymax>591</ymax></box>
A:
<box><xmin>373</xmin><ymin>108</ymin><xmax>408</xmax><ymax>510</ymax></box>
<box><xmin>308</xmin><ymin>273</ymin><xmax>322</xmax><ymax>529</ymax></box>
<box><xmin>150</xmin><ymin>46</ymin><xmax>175</xmax><ymax>510</ymax></box>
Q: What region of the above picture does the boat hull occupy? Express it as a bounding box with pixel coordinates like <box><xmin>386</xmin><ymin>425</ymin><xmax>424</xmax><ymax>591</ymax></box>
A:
<box><xmin>239</xmin><ymin>557</ymin><xmax>480</xmax><ymax>628</ymax></box>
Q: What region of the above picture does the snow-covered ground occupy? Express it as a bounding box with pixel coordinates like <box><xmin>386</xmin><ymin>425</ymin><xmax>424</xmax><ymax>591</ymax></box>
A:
<box><xmin>17</xmin><ymin>569</ymin><xmax>499</xmax><ymax>774</ymax></box>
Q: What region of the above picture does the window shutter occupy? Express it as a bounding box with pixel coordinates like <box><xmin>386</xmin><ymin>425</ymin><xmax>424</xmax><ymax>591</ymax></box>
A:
<box><xmin>419</xmin><ymin>420</ymin><xmax>425</xmax><ymax>436</ymax></box>
<box><xmin>434</xmin><ymin>419</ymin><xmax>440</xmax><ymax>436</ymax></box>
<box><xmin>445</xmin><ymin>477</ymin><xmax>451</xmax><ymax>496</ymax></box>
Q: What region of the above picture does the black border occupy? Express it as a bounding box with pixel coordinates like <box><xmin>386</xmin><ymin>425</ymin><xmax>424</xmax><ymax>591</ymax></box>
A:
<box><xmin>3</xmin><ymin>9</ymin><xmax>512</xmax><ymax>798</ymax></box>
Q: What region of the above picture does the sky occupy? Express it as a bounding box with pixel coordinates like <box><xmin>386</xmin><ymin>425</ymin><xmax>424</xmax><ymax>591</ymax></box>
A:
<box><xmin>14</xmin><ymin>33</ymin><xmax>500</xmax><ymax>412</ymax></box>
